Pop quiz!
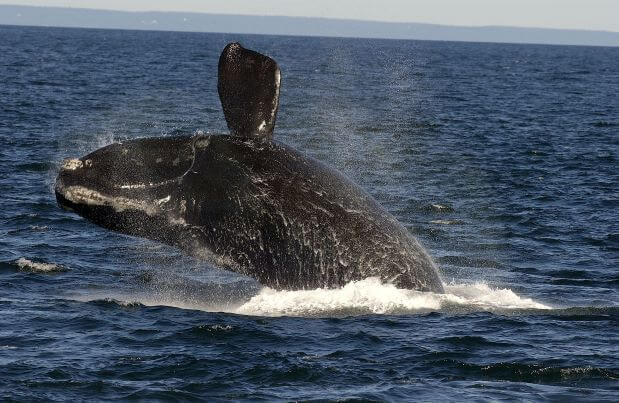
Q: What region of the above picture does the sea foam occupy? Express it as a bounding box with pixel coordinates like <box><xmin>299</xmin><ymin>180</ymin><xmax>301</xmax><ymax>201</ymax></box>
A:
<box><xmin>74</xmin><ymin>277</ymin><xmax>551</xmax><ymax>317</ymax></box>
<box><xmin>234</xmin><ymin>277</ymin><xmax>551</xmax><ymax>316</ymax></box>
<box><xmin>16</xmin><ymin>258</ymin><xmax>65</xmax><ymax>273</ymax></box>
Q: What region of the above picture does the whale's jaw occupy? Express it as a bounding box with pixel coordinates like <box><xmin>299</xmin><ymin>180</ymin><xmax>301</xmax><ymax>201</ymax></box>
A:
<box><xmin>54</xmin><ymin>136</ymin><xmax>201</xmax><ymax>241</ymax></box>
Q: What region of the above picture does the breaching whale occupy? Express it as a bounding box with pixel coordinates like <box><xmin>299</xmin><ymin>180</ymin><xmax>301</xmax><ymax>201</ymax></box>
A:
<box><xmin>55</xmin><ymin>43</ymin><xmax>444</xmax><ymax>293</ymax></box>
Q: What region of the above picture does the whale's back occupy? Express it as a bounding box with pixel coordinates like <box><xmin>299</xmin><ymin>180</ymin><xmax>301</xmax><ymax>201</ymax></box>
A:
<box><xmin>181</xmin><ymin>135</ymin><xmax>444</xmax><ymax>292</ymax></box>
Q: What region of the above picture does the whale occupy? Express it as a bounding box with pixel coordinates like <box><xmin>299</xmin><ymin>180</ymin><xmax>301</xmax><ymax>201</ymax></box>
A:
<box><xmin>55</xmin><ymin>43</ymin><xmax>444</xmax><ymax>293</ymax></box>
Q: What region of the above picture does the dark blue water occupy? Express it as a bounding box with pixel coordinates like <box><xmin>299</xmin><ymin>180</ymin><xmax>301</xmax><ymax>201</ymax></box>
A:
<box><xmin>1</xmin><ymin>25</ymin><xmax>617</xmax><ymax>400</ymax></box>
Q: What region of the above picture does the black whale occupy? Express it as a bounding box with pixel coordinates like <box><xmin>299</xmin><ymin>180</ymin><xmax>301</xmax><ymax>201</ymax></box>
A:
<box><xmin>55</xmin><ymin>43</ymin><xmax>444</xmax><ymax>292</ymax></box>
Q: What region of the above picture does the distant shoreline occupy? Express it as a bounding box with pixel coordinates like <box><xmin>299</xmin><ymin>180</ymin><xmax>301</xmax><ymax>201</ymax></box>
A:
<box><xmin>1</xmin><ymin>4</ymin><xmax>618</xmax><ymax>47</ymax></box>
<box><xmin>4</xmin><ymin>23</ymin><xmax>619</xmax><ymax>51</ymax></box>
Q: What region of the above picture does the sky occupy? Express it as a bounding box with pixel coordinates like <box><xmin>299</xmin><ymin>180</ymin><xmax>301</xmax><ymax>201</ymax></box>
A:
<box><xmin>1</xmin><ymin>0</ymin><xmax>618</xmax><ymax>32</ymax></box>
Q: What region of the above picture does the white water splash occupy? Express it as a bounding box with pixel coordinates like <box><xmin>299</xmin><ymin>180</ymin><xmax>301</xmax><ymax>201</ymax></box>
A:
<box><xmin>234</xmin><ymin>278</ymin><xmax>551</xmax><ymax>316</ymax></box>
<box><xmin>90</xmin><ymin>131</ymin><xmax>117</xmax><ymax>151</ymax></box>
<box><xmin>442</xmin><ymin>282</ymin><xmax>550</xmax><ymax>310</ymax></box>
<box><xmin>73</xmin><ymin>276</ymin><xmax>551</xmax><ymax>317</ymax></box>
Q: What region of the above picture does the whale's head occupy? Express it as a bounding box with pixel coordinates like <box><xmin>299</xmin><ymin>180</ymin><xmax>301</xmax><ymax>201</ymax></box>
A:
<box><xmin>55</xmin><ymin>136</ymin><xmax>198</xmax><ymax>239</ymax></box>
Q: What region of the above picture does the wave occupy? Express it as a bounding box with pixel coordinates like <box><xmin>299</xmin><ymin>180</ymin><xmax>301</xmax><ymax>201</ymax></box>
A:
<box><xmin>430</xmin><ymin>219</ymin><xmax>464</xmax><ymax>225</ymax></box>
<box><xmin>73</xmin><ymin>277</ymin><xmax>553</xmax><ymax>317</ymax></box>
<box><xmin>427</xmin><ymin>360</ymin><xmax>618</xmax><ymax>383</ymax></box>
<box><xmin>14</xmin><ymin>257</ymin><xmax>66</xmax><ymax>273</ymax></box>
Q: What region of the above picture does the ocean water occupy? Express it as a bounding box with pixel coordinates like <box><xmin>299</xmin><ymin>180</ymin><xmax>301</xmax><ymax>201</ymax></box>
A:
<box><xmin>1</xmin><ymin>25</ymin><xmax>617</xmax><ymax>400</ymax></box>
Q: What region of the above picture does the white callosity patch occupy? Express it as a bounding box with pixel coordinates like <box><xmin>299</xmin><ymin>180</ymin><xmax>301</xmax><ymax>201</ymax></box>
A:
<box><xmin>61</xmin><ymin>158</ymin><xmax>83</xmax><ymax>170</ymax></box>
<box><xmin>58</xmin><ymin>184</ymin><xmax>190</xmax><ymax>227</ymax></box>
<box><xmin>60</xmin><ymin>185</ymin><xmax>162</xmax><ymax>216</ymax></box>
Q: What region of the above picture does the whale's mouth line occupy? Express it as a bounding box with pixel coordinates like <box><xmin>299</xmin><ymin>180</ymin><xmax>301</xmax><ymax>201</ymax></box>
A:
<box><xmin>56</xmin><ymin>184</ymin><xmax>164</xmax><ymax>216</ymax></box>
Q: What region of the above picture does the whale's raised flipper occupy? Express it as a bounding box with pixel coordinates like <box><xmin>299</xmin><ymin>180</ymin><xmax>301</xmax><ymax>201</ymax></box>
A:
<box><xmin>218</xmin><ymin>42</ymin><xmax>281</xmax><ymax>139</ymax></box>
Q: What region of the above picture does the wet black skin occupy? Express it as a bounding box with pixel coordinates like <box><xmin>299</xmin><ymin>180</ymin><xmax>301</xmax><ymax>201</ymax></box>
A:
<box><xmin>218</xmin><ymin>43</ymin><xmax>280</xmax><ymax>139</ymax></box>
<box><xmin>55</xmin><ymin>135</ymin><xmax>444</xmax><ymax>292</ymax></box>
<box><xmin>55</xmin><ymin>42</ymin><xmax>443</xmax><ymax>292</ymax></box>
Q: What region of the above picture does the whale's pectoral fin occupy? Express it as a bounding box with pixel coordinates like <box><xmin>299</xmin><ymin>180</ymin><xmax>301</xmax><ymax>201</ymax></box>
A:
<box><xmin>218</xmin><ymin>42</ymin><xmax>281</xmax><ymax>140</ymax></box>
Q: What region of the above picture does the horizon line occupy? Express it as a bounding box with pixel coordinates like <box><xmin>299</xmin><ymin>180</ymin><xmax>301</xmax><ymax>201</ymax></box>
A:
<box><xmin>4</xmin><ymin>4</ymin><xmax>619</xmax><ymax>35</ymax></box>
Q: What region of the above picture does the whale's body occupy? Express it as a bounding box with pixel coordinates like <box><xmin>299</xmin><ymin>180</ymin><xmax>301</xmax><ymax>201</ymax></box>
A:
<box><xmin>55</xmin><ymin>43</ymin><xmax>444</xmax><ymax>292</ymax></box>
